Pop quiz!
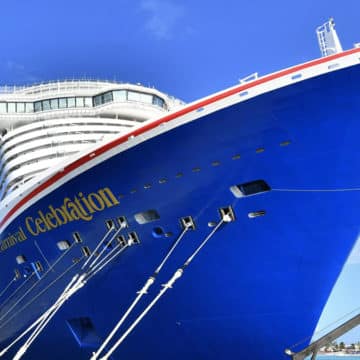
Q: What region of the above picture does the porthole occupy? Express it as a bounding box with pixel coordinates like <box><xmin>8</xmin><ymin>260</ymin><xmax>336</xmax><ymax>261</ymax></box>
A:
<box><xmin>152</xmin><ymin>227</ymin><xmax>164</xmax><ymax>238</ymax></box>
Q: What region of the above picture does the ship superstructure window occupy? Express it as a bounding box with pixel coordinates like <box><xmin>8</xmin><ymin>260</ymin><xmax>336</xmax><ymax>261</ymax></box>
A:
<box><xmin>153</xmin><ymin>96</ymin><xmax>164</xmax><ymax>107</ymax></box>
<box><xmin>50</xmin><ymin>98</ymin><xmax>59</xmax><ymax>109</ymax></box>
<box><xmin>76</xmin><ymin>97</ymin><xmax>84</xmax><ymax>107</ymax></box>
<box><xmin>59</xmin><ymin>98</ymin><xmax>67</xmax><ymax>109</ymax></box>
<box><xmin>67</xmin><ymin>97</ymin><xmax>75</xmax><ymax>108</ymax></box>
<box><xmin>93</xmin><ymin>95</ymin><xmax>102</xmax><ymax>107</ymax></box>
<box><xmin>103</xmin><ymin>92</ymin><xmax>113</xmax><ymax>104</ymax></box>
<box><xmin>42</xmin><ymin>100</ymin><xmax>50</xmax><ymax>111</ymax></box>
<box><xmin>17</xmin><ymin>103</ymin><xmax>25</xmax><ymax>113</ymax></box>
<box><xmin>8</xmin><ymin>103</ymin><xmax>16</xmax><ymax>113</ymax></box>
<box><xmin>84</xmin><ymin>97</ymin><xmax>92</xmax><ymax>107</ymax></box>
<box><xmin>25</xmin><ymin>103</ymin><xmax>34</xmax><ymax>112</ymax></box>
<box><xmin>34</xmin><ymin>101</ymin><xmax>42</xmax><ymax>112</ymax></box>
<box><xmin>0</xmin><ymin>89</ymin><xmax>167</xmax><ymax>114</ymax></box>
<box><xmin>113</xmin><ymin>90</ymin><xmax>126</xmax><ymax>101</ymax></box>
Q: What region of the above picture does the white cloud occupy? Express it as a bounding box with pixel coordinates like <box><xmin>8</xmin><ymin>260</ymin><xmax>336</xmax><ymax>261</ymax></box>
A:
<box><xmin>140</xmin><ymin>0</ymin><xmax>185</xmax><ymax>40</ymax></box>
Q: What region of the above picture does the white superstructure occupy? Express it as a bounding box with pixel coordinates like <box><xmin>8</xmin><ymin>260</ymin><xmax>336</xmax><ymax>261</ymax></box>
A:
<box><xmin>0</xmin><ymin>80</ymin><xmax>184</xmax><ymax>200</ymax></box>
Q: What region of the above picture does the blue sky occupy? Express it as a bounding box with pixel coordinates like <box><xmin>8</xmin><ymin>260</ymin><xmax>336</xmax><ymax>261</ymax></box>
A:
<box><xmin>1</xmin><ymin>0</ymin><xmax>360</xmax><ymax>102</ymax></box>
<box><xmin>2</xmin><ymin>0</ymin><xmax>360</xmax><ymax>344</ymax></box>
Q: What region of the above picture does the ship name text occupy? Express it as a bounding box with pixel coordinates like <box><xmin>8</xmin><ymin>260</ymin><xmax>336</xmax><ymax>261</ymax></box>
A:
<box><xmin>0</xmin><ymin>227</ymin><xmax>27</xmax><ymax>252</ymax></box>
<box><xmin>25</xmin><ymin>187</ymin><xmax>119</xmax><ymax>236</ymax></box>
<box><xmin>0</xmin><ymin>187</ymin><xmax>119</xmax><ymax>252</ymax></box>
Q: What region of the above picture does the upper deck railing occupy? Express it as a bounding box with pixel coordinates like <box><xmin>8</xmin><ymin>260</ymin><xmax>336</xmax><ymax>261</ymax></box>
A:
<box><xmin>0</xmin><ymin>79</ymin><xmax>130</xmax><ymax>95</ymax></box>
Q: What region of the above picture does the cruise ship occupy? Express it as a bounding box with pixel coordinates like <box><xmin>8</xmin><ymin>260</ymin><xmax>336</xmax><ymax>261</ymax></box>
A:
<box><xmin>0</xmin><ymin>19</ymin><xmax>359</xmax><ymax>360</ymax></box>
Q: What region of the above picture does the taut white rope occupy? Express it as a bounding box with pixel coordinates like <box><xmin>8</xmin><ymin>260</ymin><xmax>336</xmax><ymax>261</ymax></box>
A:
<box><xmin>82</xmin><ymin>224</ymin><xmax>115</xmax><ymax>270</ymax></box>
<box><xmin>91</xmin><ymin>225</ymin><xmax>191</xmax><ymax>360</ymax></box>
<box><xmin>0</xmin><ymin>278</ymin><xmax>16</xmax><ymax>300</ymax></box>
<box><xmin>99</xmin><ymin>215</ymin><xmax>232</xmax><ymax>360</ymax></box>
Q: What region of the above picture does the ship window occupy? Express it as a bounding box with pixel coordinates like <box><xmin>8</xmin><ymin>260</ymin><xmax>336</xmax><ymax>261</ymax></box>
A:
<box><xmin>42</xmin><ymin>100</ymin><xmax>50</xmax><ymax>111</ymax></box>
<box><xmin>25</xmin><ymin>102</ymin><xmax>34</xmax><ymax>112</ymax></box>
<box><xmin>113</xmin><ymin>90</ymin><xmax>126</xmax><ymax>101</ymax></box>
<box><xmin>34</xmin><ymin>101</ymin><xmax>42</xmax><ymax>112</ymax></box>
<box><xmin>128</xmin><ymin>91</ymin><xmax>141</xmax><ymax>102</ymax></box>
<box><xmin>139</xmin><ymin>93</ymin><xmax>152</xmax><ymax>104</ymax></box>
<box><xmin>59</xmin><ymin>98</ymin><xmax>67</xmax><ymax>109</ymax></box>
<box><xmin>94</xmin><ymin>95</ymin><xmax>102</xmax><ymax>106</ymax></box>
<box><xmin>0</xmin><ymin>102</ymin><xmax>6</xmax><ymax>112</ymax></box>
<box><xmin>16</xmin><ymin>102</ymin><xmax>25</xmax><ymax>113</ymax></box>
<box><xmin>8</xmin><ymin>103</ymin><xmax>16</xmax><ymax>113</ymax></box>
<box><xmin>84</xmin><ymin>97</ymin><xmax>92</xmax><ymax>107</ymax></box>
<box><xmin>76</xmin><ymin>97</ymin><xmax>84</xmax><ymax>107</ymax></box>
<box><xmin>67</xmin><ymin>97</ymin><xmax>76</xmax><ymax>108</ymax></box>
<box><xmin>103</xmin><ymin>92</ymin><xmax>113</xmax><ymax>103</ymax></box>
<box><xmin>153</xmin><ymin>96</ymin><xmax>165</xmax><ymax>108</ymax></box>
<box><xmin>50</xmin><ymin>98</ymin><xmax>59</xmax><ymax>109</ymax></box>
<box><xmin>230</xmin><ymin>180</ymin><xmax>271</xmax><ymax>198</ymax></box>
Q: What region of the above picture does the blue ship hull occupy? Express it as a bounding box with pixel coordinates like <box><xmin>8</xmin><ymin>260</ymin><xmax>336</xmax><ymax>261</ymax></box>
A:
<box><xmin>0</xmin><ymin>57</ymin><xmax>360</xmax><ymax>360</ymax></box>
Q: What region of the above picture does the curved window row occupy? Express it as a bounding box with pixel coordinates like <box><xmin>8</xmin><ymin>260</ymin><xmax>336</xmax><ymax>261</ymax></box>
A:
<box><xmin>0</xmin><ymin>89</ymin><xmax>166</xmax><ymax>114</ymax></box>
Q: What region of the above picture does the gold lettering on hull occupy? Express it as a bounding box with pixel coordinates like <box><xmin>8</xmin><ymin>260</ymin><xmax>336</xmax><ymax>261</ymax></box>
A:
<box><xmin>0</xmin><ymin>227</ymin><xmax>27</xmax><ymax>252</ymax></box>
<box><xmin>1</xmin><ymin>187</ymin><xmax>119</xmax><ymax>252</ymax></box>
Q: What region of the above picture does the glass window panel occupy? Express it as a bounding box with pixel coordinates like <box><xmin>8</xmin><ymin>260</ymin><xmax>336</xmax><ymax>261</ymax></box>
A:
<box><xmin>112</xmin><ymin>90</ymin><xmax>127</xmax><ymax>101</ymax></box>
<box><xmin>67</xmin><ymin>97</ymin><xmax>75</xmax><ymax>108</ymax></box>
<box><xmin>34</xmin><ymin>101</ymin><xmax>42</xmax><ymax>112</ymax></box>
<box><xmin>0</xmin><ymin>103</ymin><xmax>7</xmax><ymax>112</ymax></box>
<box><xmin>94</xmin><ymin>95</ymin><xmax>102</xmax><ymax>106</ymax></box>
<box><xmin>8</xmin><ymin>103</ymin><xmax>16</xmax><ymax>113</ymax></box>
<box><xmin>153</xmin><ymin>96</ymin><xmax>165</xmax><ymax>108</ymax></box>
<box><xmin>76</xmin><ymin>97</ymin><xmax>84</xmax><ymax>107</ymax></box>
<box><xmin>16</xmin><ymin>103</ymin><xmax>25</xmax><ymax>113</ymax></box>
<box><xmin>50</xmin><ymin>99</ymin><xmax>59</xmax><ymax>109</ymax></box>
<box><xmin>103</xmin><ymin>92</ymin><xmax>113</xmax><ymax>103</ymax></box>
<box><xmin>139</xmin><ymin>93</ymin><xmax>153</xmax><ymax>104</ymax></box>
<box><xmin>59</xmin><ymin>98</ymin><xmax>67</xmax><ymax>109</ymax></box>
<box><xmin>128</xmin><ymin>91</ymin><xmax>141</xmax><ymax>102</ymax></box>
<box><xmin>42</xmin><ymin>100</ymin><xmax>50</xmax><ymax>111</ymax></box>
<box><xmin>26</xmin><ymin>103</ymin><xmax>34</xmax><ymax>113</ymax></box>
<box><xmin>84</xmin><ymin>97</ymin><xmax>92</xmax><ymax>107</ymax></box>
